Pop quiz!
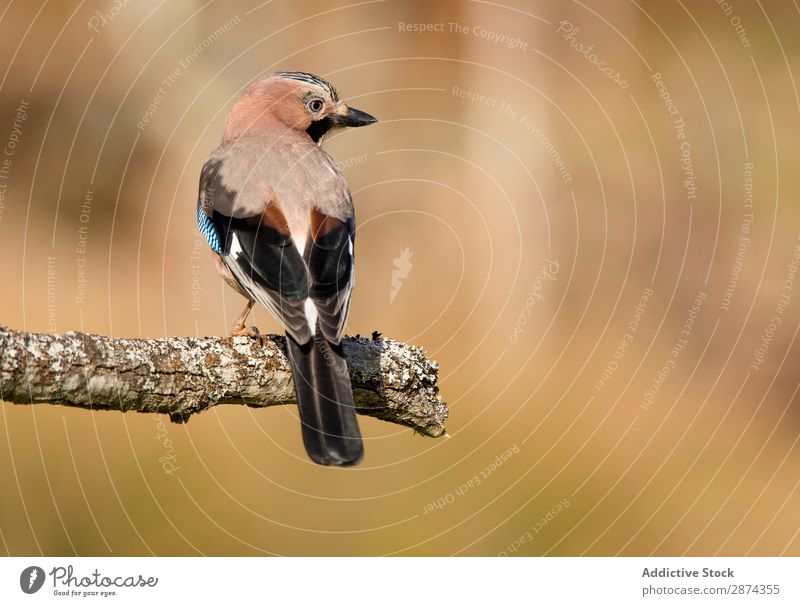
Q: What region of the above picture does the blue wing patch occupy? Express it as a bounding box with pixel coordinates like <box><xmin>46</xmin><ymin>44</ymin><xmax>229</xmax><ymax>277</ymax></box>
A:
<box><xmin>197</xmin><ymin>200</ymin><xmax>222</xmax><ymax>254</ymax></box>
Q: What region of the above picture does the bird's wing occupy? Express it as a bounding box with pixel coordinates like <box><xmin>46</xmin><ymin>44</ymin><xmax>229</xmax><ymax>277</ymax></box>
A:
<box><xmin>198</xmin><ymin>146</ymin><xmax>313</xmax><ymax>344</ymax></box>
<box><xmin>307</xmin><ymin>208</ymin><xmax>355</xmax><ymax>344</ymax></box>
<box><xmin>197</xmin><ymin>140</ymin><xmax>355</xmax><ymax>345</ymax></box>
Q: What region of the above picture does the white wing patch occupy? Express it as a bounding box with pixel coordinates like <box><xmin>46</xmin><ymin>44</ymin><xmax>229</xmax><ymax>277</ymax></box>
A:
<box><xmin>304</xmin><ymin>299</ymin><xmax>319</xmax><ymax>335</ymax></box>
<box><xmin>224</xmin><ymin>232</ymin><xmax>315</xmax><ymax>343</ymax></box>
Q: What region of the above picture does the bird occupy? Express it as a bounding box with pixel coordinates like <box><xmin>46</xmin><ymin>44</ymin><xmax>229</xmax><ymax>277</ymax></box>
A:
<box><xmin>196</xmin><ymin>71</ymin><xmax>376</xmax><ymax>466</ymax></box>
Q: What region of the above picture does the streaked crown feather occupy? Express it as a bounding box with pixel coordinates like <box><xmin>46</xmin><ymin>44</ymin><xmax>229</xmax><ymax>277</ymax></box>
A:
<box><xmin>274</xmin><ymin>71</ymin><xmax>339</xmax><ymax>101</ymax></box>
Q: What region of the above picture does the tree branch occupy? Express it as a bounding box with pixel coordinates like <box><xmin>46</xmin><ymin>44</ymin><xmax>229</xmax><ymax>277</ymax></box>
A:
<box><xmin>0</xmin><ymin>325</ymin><xmax>448</xmax><ymax>437</ymax></box>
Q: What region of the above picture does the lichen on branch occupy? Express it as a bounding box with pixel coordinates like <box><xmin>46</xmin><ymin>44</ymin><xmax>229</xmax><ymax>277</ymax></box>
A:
<box><xmin>0</xmin><ymin>325</ymin><xmax>447</xmax><ymax>437</ymax></box>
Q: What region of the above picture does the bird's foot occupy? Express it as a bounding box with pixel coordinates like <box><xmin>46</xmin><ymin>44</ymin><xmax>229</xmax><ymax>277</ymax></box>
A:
<box><xmin>231</xmin><ymin>323</ymin><xmax>263</xmax><ymax>346</ymax></box>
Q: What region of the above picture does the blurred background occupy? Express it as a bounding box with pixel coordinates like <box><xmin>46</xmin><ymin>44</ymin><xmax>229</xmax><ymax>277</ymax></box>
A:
<box><xmin>1</xmin><ymin>0</ymin><xmax>799</xmax><ymax>556</ymax></box>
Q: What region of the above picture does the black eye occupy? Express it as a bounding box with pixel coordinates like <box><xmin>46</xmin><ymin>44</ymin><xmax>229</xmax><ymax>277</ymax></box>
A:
<box><xmin>307</xmin><ymin>98</ymin><xmax>324</xmax><ymax>113</ymax></box>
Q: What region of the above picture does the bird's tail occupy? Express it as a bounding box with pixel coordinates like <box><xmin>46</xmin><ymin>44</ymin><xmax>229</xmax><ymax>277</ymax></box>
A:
<box><xmin>286</xmin><ymin>333</ymin><xmax>363</xmax><ymax>466</ymax></box>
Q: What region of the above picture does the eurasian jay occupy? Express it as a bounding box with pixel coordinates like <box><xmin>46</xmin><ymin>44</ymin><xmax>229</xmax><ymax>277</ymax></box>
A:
<box><xmin>196</xmin><ymin>72</ymin><xmax>376</xmax><ymax>466</ymax></box>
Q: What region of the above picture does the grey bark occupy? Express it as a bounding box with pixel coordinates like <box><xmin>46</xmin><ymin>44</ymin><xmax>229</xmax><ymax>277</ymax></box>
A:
<box><xmin>0</xmin><ymin>326</ymin><xmax>448</xmax><ymax>437</ymax></box>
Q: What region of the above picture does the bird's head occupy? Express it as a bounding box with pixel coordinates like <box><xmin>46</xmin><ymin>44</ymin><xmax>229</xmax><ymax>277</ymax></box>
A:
<box><xmin>223</xmin><ymin>71</ymin><xmax>376</xmax><ymax>144</ymax></box>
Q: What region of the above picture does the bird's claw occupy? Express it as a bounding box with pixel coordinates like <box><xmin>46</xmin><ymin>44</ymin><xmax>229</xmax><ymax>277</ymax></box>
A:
<box><xmin>231</xmin><ymin>323</ymin><xmax>264</xmax><ymax>346</ymax></box>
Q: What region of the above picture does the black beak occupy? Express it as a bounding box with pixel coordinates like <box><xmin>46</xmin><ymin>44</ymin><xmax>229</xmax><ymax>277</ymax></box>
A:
<box><xmin>337</xmin><ymin>106</ymin><xmax>377</xmax><ymax>127</ymax></box>
<box><xmin>306</xmin><ymin>106</ymin><xmax>377</xmax><ymax>143</ymax></box>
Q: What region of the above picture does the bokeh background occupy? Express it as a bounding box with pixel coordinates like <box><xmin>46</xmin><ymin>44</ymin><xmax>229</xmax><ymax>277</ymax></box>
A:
<box><xmin>1</xmin><ymin>0</ymin><xmax>799</xmax><ymax>556</ymax></box>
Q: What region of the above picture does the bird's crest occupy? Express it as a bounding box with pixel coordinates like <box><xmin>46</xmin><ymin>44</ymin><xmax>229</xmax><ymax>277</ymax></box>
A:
<box><xmin>274</xmin><ymin>71</ymin><xmax>339</xmax><ymax>101</ymax></box>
